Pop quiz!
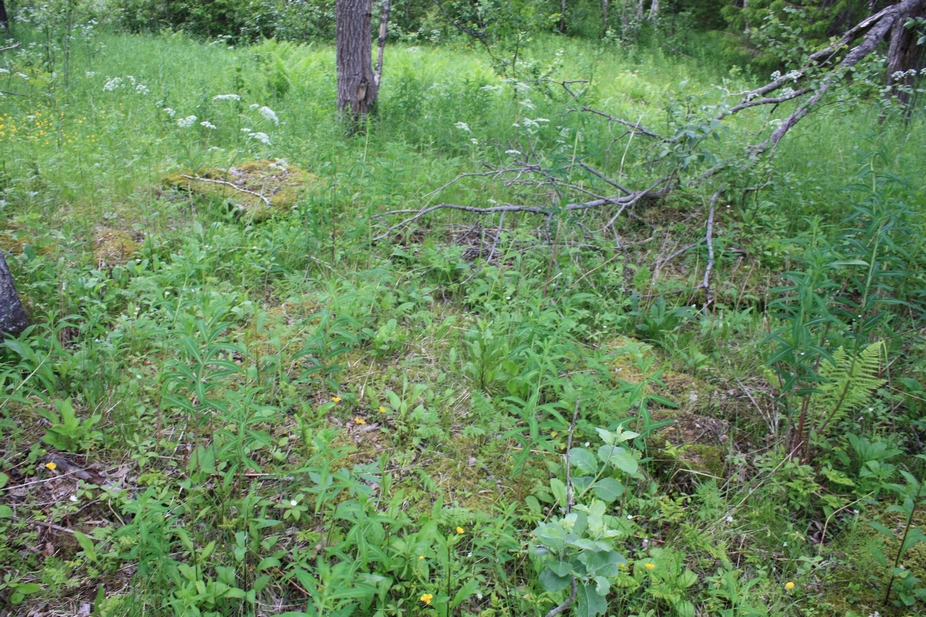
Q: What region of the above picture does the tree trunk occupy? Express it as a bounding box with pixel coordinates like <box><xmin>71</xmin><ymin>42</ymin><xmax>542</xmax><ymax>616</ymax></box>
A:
<box><xmin>336</xmin><ymin>0</ymin><xmax>378</xmax><ymax>120</ymax></box>
<box><xmin>0</xmin><ymin>0</ymin><xmax>9</xmax><ymax>33</ymax></box>
<box><xmin>648</xmin><ymin>0</ymin><xmax>659</xmax><ymax>23</ymax></box>
<box><xmin>559</xmin><ymin>0</ymin><xmax>567</xmax><ymax>34</ymax></box>
<box><xmin>374</xmin><ymin>0</ymin><xmax>391</xmax><ymax>87</ymax></box>
<box><xmin>886</xmin><ymin>5</ymin><xmax>925</xmax><ymax>105</ymax></box>
<box><xmin>601</xmin><ymin>0</ymin><xmax>608</xmax><ymax>38</ymax></box>
<box><xmin>0</xmin><ymin>251</ymin><xmax>28</xmax><ymax>337</ymax></box>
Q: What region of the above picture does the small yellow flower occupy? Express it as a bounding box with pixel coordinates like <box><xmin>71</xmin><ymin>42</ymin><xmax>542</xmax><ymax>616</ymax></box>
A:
<box><xmin>418</xmin><ymin>555</ymin><xmax>425</xmax><ymax>560</ymax></box>
<box><xmin>332</xmin><ymin>397</ymin><xmax>342</xmax><ymax>403</ymax></box>
<box><xmin>354</xmin><ymin>417</ymin><xmax>366</xmax><ymax>425</ymax></box>
<box><xmin>456</xmin><ymin>526</ymin><xmax>465</xmax><ymax>534</ymax></box>
<box><xmin>379</xmin><ymin>406</ymin><xmax>387</xmax><ymax>413</ymax></box>
<box><xmin>644</xmin><ymin>563</ymin><xmax>656</xmax><ymax>570</ymax></box>
<box><xmin>784</xmin><ymin>581</ymin><xmax>795</xmax><ymax>590</ymax></box>
<box><xmin>45</xmin><ymin>462</ymin><xmax>56</xmax><ymax>471</ymax></box>
<box><xmin>420</xmin><ymin>593</ymin><xmax>433</xmax><ymax>605</ymax></box>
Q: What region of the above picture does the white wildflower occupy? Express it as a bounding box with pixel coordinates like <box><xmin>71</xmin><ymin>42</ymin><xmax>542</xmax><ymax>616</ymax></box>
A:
<box><xmin>249</xmin><ymin>103</ymin><xmax>260</xmax><ymax>110</ymax></box>
<box><xmin>454</xmin><ymin>121</ymin><xmax>471</xmax><ymax>133</ymax></box>
<box><xmin>163</xmin><ymin>107</ymin><xmax>177</xmax><ymax>118</ymax></box>
<box><xmin>85</xmin><ymin>71</ymin><xmax>95</xmax><ymax>77</ymax></box>
<box><xmin>249</xmin><ymin>131</ymin><xmax>271</xmax><ymax>146</ymax></box>
<box><xmin>200</xmin><ymin>120</ymin><xmax>217</xmax><ymax>130</ymax></box>
<box><xmin>259</xmin><ymin>106</ymin><xmax>279</xmax><ymax>125</ymax></box>
<box><xmin>135</xmin><ymin>84</ymin><xmax>149</xmax><ymax>95</ymax></box>
<box><xmin>290</xmin><ymin>499</ymin><xmax>298</xmax><ymax>507</ymax></box>
<box><xmin>177</xmin><ymin>115</ymin><xmax>197</xmax><ymax>128</ymax></box>
<box><xmin>103</xmin><ymin>77</ymin><xmax>123</xmax><ymax>91</ymax></box>
<box><xmin>213</xmin><ymin>93</ymin><xmax>241</xmax><ymax>101</ymax></box>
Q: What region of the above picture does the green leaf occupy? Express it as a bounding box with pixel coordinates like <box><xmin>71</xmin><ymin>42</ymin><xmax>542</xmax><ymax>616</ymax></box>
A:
<box><xmin>73</xmin><ymin>530</ymin><xmax>97</xmax><ymax>563</ymax></box>
<box><xmin>869</xmin><ymin>520</ymin><xmax>895</xmax><ymax>539</ymax></box>
<box><xmin>539</xmin><ymin>568</ymin><xmax>572</xmax><ymax>592</ymax></box>
<box><xmin>570</xmin><ymin>448</ymin><xmax>599</xmax><ymax>475</ymax></box>
<box><xmin>0</xmin><ymin>505</ymin><xmax>12</xmax><ymax>518</ymax></box>
<box><xmin>594</xmin><ymin>576</ymin><xmax>610</xmax><ymax>596</ymax></box>
<box><xmin>535</xmin><ymin>523</ymin><xmax>566</xmax><ymax>554</ymax></box>
<box><xmin>574</xmin><ymin>581</ymin><xmax>608</xmax><ymax>617</ymax></box>
<box><xmin>674</xmin><ymin>599</ymin><xmax>696</xmax><ymax>617</ymax></box>
<box><xmin>548</xmin><ymin>560</ymin><xmax>573</xmax><ymax>577</ymax></box>
<box><xmin>598</xmin><ymin>445</ymin><xmax>638</xmax><ymax>474</ymax></box>
<box><xmin>550</xmin><ymin>478</ymin><xmax>567</xmax><ymax>506</ymax></box>
<box><xmin>591</xmin><ymin>478</ymin><xmax>624</xmax><ymax>503</ymax></box>
<box><xmin>451</xmin><ymin>579</ymin><xmax>479</xmax><ymax>609</ymax></box>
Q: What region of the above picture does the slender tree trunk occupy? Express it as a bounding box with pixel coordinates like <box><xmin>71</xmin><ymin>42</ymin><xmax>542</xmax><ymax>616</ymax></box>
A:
<box><xmin>0</xmin><ymin>252</ymin><xmax>28</xmax><ymax>337</ymax></box>
<box><xmin>0</xmin><ymin>0</ymin><xmax>9</xmax><ymax>33</ymax></box>
<box><xmin>648</xmin><ymin>0</ymin><xmax>659</xmax><ymax>23</ymax></box>
<box><xmin>886</xmin><ymin>4</ymin><xmax>925</xmax><ymax>104</ymax></box>
<box><xmin>559</xmin><ymin>0</ymin><xmax>567</xmax><ymax>34</ymax></box>
<box><xmin>374</xmin><ymin>0</ymin><xmax>391</xmax><ymax>87</ymax></box>
<box><xmin>336</xmin><ymin>0</ymin><xmax>378</xmax><ymax>120</ymax></box>
<box><xmin>601</xmin><ymin>0</ymin><xmax>608</xmax><ymax>37</ymax></box>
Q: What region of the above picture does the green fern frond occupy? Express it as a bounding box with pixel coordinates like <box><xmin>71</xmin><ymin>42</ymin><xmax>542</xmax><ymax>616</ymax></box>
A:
<box><xmin>811</xmin><ymin>342</ymin><xmax>885</xmax><ymax>434</ymax></box>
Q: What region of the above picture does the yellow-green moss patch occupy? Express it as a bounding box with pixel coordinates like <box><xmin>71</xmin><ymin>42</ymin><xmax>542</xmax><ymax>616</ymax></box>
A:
<box><xmin>94</xmin><ymin>229</ymin><xmax>140</xmax><ymax>267</ymax></box>
<box><xmin>164</xmin><ymin>159</ymin><xmax>318</xmax><ymax>221</ymax></box>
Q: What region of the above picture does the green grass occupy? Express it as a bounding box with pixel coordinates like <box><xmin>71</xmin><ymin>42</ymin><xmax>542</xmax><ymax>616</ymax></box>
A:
<box><xmin>2</xmin><ymin>26</ymin><xmax>926</xmax><ymax>617</ymax></box>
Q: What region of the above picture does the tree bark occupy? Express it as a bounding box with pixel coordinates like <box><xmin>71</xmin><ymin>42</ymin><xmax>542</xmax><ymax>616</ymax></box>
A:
<box><xmin>0</xmin><ymin>0</ymin><xmax>9</xmax><ymax>33</ymax></box>
<box><xmin>374</xmin><ymin>0</ymin><xmax>391</xmax><ymax>87</ymax></box>
<box><xmin>559</xmin><ymin>0</ymin><xmax>567</xmax><ymax>34</ymax></box>
<box><xmin>0</xmin><ymin>251</ymin><xmax>28</xmax><ymax>337</ymax></box>
<box><xmin>336</xmin><ymin>0</ymin><xmax>378</xmax><ymax>120</ymax></box>
<box><xmin>886</xmin><ymin>5</ymin><xmax>925</xmax><ymax>104</ymax></box>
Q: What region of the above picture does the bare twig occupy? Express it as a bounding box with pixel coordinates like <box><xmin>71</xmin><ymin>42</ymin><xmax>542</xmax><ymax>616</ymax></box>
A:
<box><xmin>0</xmin><ymin>43</ymin><xmax>22</xmax><ymax>53</ymax></box>
<box><xmin>580</xmin><ymin>106</ymin><xmax>661</xmax><ymax>138</ymax></box>
<box><xmin>9</xmin><ymin>515</ymin><xmax>77</xmax><ymax>535</ymax></box>
<box><xmin>545</xmin><ymin>577</ymin><xmax>578</xmax><ymax>617</ymax></box>
<box><xmin>700</xmin><ymin>189</ymin><xmax>723</xmax><ymax>307</ymax></box>
<box><xmin>180</xmin><ymin>174</ymin><xmax>271</xmax><ymax>208</ymax></box>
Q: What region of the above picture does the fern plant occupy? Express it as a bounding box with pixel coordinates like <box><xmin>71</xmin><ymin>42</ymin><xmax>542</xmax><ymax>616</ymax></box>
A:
<box><xmin>810</xmin><ymin>342</ymin><xmax>885</xmax><ymax>442</ymax></box>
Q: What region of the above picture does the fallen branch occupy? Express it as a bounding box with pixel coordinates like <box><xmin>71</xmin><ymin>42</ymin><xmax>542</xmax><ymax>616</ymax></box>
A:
<box><xmin>700</xmin><ymin>189</ymin><xmax>723</xmax><ymax>308</ymax></box>
<box><xmin>180</xmin><ymin>174</ymin><xmax>271</xmax><ymax>208</ymax></box>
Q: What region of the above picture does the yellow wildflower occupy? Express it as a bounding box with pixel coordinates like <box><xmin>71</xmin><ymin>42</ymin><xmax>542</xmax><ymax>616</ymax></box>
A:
<box><xmin>456</xmin><ymin>526</ymin><xmax>465</xmax><ymax>534</ymax></box>
<box><xmin>354</xmin><ymin>417</ymin><xmax>366</xmax><ymax>425</ymax></box>
<box><xmin>644</xmin><ymin>563</ymin><xmax>656</xmax><ymax>570</ymax></box>
<box><xmin>45</xmin><ymin>462</ymin><xmax>56</xmax><ymax>471</ymax></box>
<box><xmin>379</xmin><ymin>406</ymin><xmax>387</xmax><ymax>413</ymax></box>
<box><xmin>420</xmin><ymin>593</ymin><xmax>433</xmax><ymax>605</ymax></box>
<box><xmin>418</xmin><ymin>555</ymin><xmax>425</xmax><ymax>560</ymax></box>
<box><xmin>332</xmin><ymin>397</ymin><xmax>342</xmax><ymax>403</ymax></box>
<box><xmin>784</xmin><ymin>581</ymin><xmax>795</xmax><ymax>590</ymax></box>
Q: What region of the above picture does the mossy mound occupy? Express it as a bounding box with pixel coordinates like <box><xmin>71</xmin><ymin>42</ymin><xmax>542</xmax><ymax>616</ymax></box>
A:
<box><xmin>604</xmin><ymin>336</ymin><xmax>726</xmax><ymax>479</ymax></box>
<box><xmin>94</xmin><ymin>229</ymin><xmax>140</xmax><ymax>267</ymax></box>
<box><xmin>164</xmin><ymin>159</ymin><xmax>318</xmax><ymax>221</ymax></box>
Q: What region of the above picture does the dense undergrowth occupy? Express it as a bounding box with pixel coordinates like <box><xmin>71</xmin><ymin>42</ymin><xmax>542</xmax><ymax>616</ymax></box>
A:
<box><xmin>2</xmin><ymin>23</ymin><xmax>926</xmax><ymax>617</ymax></box>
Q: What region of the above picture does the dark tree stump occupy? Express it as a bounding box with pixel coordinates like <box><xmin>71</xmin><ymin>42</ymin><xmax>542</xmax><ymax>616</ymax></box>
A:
<box><xmin>0</xmin><ymin>251</ymin><xmax>28</xmax><ymax>336</ymax></box>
